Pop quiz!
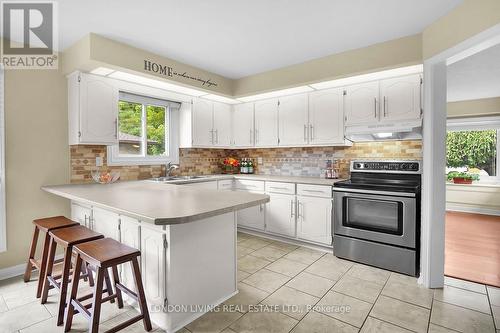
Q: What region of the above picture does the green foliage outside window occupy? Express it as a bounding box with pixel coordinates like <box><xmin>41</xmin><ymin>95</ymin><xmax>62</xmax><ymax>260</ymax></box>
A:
<box><xmin>446</xmin><ymin>130</ymin><xmax>497</xmax><ymax>175</ymax></box>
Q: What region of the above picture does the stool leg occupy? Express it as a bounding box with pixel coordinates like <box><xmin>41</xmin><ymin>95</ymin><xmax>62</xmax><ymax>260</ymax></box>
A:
<box><xmin>64</xmin><ymin>253</ymin><xmax>82</xmax><ymax>333</ymax></box>
<box><xmin>57</xmin><ymin>246</ymin><xmax>73</xmax><ymax>326</ymax></box>
<box><xmin>131</xmin><ymin>257</ymin><xmax>152</xmax><ymax>331</ymax></box>
<box><xmin>111</xmin><ymin>266</ymin><xmax>123</xmax><ymax>308</ymax></box>
<box><xmin>41</xmin><ymin>238</ymin><xmax>57</xmax><ymax>304</ymax></box>
<box><xmin>36</xmin><ymin>233</ymin><xmax>51</xmax><ymax>298</ymax></box>
<box><xmin>24</xmin><ymin>226</ymin><xmax>39</xmax><ymax>282</ymax></box>
<box><xmin>86</xmin><ymin>263</ymin><xmax>95</xmax><ymax>287</ymax></box>
<box><xmin>103</xmin><ymin>268</ymin><xmax>115</xmax><ymax>304</ymax></box>
<box><xmin>89</xmin><ymin>267</ymin><xmax>105</xmax><ymax>333</ymax></box>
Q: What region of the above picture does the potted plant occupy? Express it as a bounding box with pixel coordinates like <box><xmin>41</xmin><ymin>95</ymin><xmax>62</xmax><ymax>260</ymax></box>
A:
<box><xmin>446</xmin><ymin>171</ymin><xmax>479</xmax><ymax>184</ymax></box>
<box><xmin>222</xmin><ymin>157</ymin><xmax>240</xmax><ymax>174</ymax></box>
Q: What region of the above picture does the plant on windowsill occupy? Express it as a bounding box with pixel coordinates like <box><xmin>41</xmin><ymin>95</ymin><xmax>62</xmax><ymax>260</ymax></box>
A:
<box><xmin>446</xmin><ymin>171</ymin><xmax>480</xmax><ymax>184</ymax></box>
<box><xmin>222</xmin><ymin>157</ymin><xmax>240</xmax><ymax>174</ymax></box>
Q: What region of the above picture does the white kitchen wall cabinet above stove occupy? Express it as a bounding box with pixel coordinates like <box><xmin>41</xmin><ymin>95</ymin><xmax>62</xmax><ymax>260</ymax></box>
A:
<box><xmin>345</xmin><ymin>73</ymin><xmax>422</xmax><ymax>126</ymax></box>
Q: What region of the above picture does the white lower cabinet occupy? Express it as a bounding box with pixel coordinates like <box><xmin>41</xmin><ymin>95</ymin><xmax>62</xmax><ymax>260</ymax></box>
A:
<box><xmin>119</xmin><ymin>216</ymin><xmax>141</xmax><ymax>297</ymax></box>
<box><xmin>237</xmin><ymin>200</ymin><xmax>265</xmax><ymax>230</ymax></box>
<box><xmin>296</xmin><ymin>196</ymin><xmax>332</xmax><ymax>246</ymax></box>
<box><xmin>265</xmin><ymin>193</ymin><xmax>296</xmax><ymax>237</ymax></box>
<box><xmin>92</xmin><ymin>207</ymin><xmax>120</xmax><ymax>241</ymax></box>
<box><xmin>140</xmin><ymin>225</ymin><xmax>166</xmax><ymax>312</ymax></box>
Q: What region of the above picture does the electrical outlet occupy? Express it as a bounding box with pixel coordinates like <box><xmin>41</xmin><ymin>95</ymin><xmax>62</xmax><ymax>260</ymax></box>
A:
<box><xmin>96</xmin><ymin>156</ymin><xmax>103</xmax><ymax>167</ymax></box>
<box><xmin>257</xmin><ymin>157</ymin><xmax>263</xmax><ymax>164</ymax></box>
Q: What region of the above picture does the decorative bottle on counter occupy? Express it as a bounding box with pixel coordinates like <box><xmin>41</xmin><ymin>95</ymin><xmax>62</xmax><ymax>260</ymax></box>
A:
<box><xmin>240</xmin><ymin>159</ymin><xmax>248</xmax><ymax>174</ymax></box>
<box><xmin>248</xmin><ymin>159</ymin><xmax>254</xmax><ymax>174</ymax></box>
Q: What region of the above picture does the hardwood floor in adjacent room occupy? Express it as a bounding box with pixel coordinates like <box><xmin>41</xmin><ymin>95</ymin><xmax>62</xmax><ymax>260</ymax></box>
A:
<box><xmin>445</xmin><ymin>211</ymin><xmax>500</xmax><ymax>287</ymax></box>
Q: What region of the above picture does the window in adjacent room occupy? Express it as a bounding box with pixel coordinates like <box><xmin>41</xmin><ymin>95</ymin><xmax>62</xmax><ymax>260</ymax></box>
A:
<box><xmin>108</xmin><ymin>92</ymin><xmax>180</xmax><ymax>165</ymax></box>
<box><xmin>446</xmin><ymin>117</ymin><xmax>500</xmax><ymax>180</ymax></box>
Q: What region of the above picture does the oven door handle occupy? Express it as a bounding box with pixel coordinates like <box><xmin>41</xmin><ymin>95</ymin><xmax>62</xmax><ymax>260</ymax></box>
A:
<box><xmin>332</xmin><ymin>187</ymin><xmax>416</xmax><ymax>198</ymax></box>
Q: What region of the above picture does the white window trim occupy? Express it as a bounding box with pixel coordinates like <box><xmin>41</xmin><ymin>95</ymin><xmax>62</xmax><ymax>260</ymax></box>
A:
<box><xmin>107</xmin><ymin>92</ymin><xmax>180</xmax><ymax>166</ymax></box>
<box><xmin>446</xmin><ymin>116</ymin><xmax>500</xmax><ymax>180</ymax></box>
<box><xmin>0</xmin><ymin>64</ymin><xmax>6</xmax><ymax>252</ymax></box>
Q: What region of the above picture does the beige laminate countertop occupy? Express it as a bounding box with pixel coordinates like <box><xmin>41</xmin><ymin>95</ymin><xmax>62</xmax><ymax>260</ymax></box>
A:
<box><xmin>42</xmin><ymin>181</ymin><xmax>269</xmax><ymax>225</ymax></box>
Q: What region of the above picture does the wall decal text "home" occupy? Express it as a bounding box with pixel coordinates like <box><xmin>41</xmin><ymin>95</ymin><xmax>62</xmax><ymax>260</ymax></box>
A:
<box><xmin>144</xmin><ymin>60</ymin><xmax>218</xmax><ymax>88</ymax></box>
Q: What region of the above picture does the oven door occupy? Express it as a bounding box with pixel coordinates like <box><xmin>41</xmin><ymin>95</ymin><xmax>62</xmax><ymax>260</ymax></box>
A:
<box><xmin>333</xmin><ymin>188</ymin><xmax>416</xmax><ymax>248</ymax></box>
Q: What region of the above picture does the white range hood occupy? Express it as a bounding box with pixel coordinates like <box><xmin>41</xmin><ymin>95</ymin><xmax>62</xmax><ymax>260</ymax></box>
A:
<box><xmin>345</xmin><ymin>120</ymin><xmax>422</xmax><ymax>142</ymax></box>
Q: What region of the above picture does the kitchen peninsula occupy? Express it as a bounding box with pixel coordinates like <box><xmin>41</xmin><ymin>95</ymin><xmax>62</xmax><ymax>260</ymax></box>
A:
<box><xmin>42</xmin><ymin>180</ymin><xmax>269</xmax><ymax>333</ymax></box>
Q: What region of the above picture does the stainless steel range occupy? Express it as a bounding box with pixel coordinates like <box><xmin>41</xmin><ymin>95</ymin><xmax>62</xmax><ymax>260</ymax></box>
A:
<box><xmin>333</xmin><ymin>160</ymin><xmax>421</xmax><ymax>276</ymax></box>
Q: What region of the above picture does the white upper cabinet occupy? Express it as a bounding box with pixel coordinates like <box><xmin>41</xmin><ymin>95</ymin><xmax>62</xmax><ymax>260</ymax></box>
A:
<box><xmin>212</xmin><ymin>102</ymin><xmax>232</xmax><ymax>147</ymax></box>
<box><xmin>68</xmin><ymin>72</ymin><xmax>119</xmax><ymax>145</ymax></box>
<box><xmin>344</xmin><ymin>81</ymin><xmax>380</xmax><ymax>126</ymax></box>
<box><xmin>308</xmin><ymin>88</ymin><xmax>345</xmax><ymax>145</ymax></box>
<box><xmin>192</xmin><ymin>98</ymin><xmax>214</xmax><ymax>146</ymax></box>
<box><xmin>379</xmin><ymin>74</ymin><xmax>422</xmax><ymax>122</ymax></box>
<box><xmin>233</xmin><ymin>103</ymin><xmax>254</xmax><ymax>147</ymax></box>
<box><xmin>278</xmin><ymin>94</ymin><xmax>309</xmax><ymax>146</ymax></box>
<box><xmin>254</xmin><ymin>99</ymin><xmax>279</xmax><ymax>147</ymax></box>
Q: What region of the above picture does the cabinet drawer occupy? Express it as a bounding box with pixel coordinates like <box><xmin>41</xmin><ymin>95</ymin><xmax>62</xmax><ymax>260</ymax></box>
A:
<box><xmin>234</xmin><ymin>179</ymin><xmax>265</xmax><ymax>192</ymax></box>
<box><xmin>218</xmin><ymin>179</ymin><xmax>234</xmax><ymax>190</ymax></box>
<box><xmin>266</xmin><ymin>182</ymin><xmax>296</xmax><ymax>194</ymax></box>
<box><xmin>297</xmin><ymin>184</ymin><xmax>332</xmax><ymax>198</ymax></box>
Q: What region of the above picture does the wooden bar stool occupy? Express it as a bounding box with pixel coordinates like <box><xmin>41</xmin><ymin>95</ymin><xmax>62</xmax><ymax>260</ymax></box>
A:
<box><xmin>41</xmin><ymin>225</ymin><xmax>108</xmax><ymax>326</ymax></box>
<box><xmin>65</xmin><ymin>238</ymin><xmax>152</xmax><ymax>333</ymax></box>
<box><xmin>24</xmin><ymin>216</ymin><xmax>79</xmax><ymax>298</ymax></box>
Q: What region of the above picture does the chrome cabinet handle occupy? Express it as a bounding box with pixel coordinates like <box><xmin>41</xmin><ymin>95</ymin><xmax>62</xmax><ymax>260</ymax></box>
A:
<box><xmin>383</xmin><ymin>96</ymin><xmax>387</xmax><ymax>117</ymax></box>
<box><xmin>310</xmin><ymin>125</ymin><xmax>314</xmax><ymax>141</ymax></box>
<box><xmin>259</xmin><ymin>204</ymin><xmax>263</xmax><ymax>212</ymax></box>
<box><xmin>304</xmin><ymin>124</ymin><xmax>307</xmax><ymax>142</ymax></box>
<box><xmin>255</xmin><ymin>129</ymin><xmax>259</xmax><ymax>143</ymax></box>
<box><xmin>209</xmin><ymin>129</ymin><xmax>214</xmax><ymax>144</ymax></box>
<box><xmin>297</xmin><ymin>200</ymin><xmax>303</xmax><ymax>219</ymax></box>
<box><xmin>249</xmin><ymin>129</ymin><xmax>252</xmax><ymax>144</ymax></box>
<box><xmin>290</xmin><ymin>199</ymin><xmax>295</xmax><ymax>218</ymax></box>
<box><xmin>114</xmin><ymin>119</ymin><xmax>118</xmax><ymax>139</ymax></box>
<box><xmin>270</xmin><ymin>187</ymin><xmax>289</xmax><ymax>190</ymax></box>
<box><xmin>215</xmin><ymin>129</ymin><xmax>219</xmax><ymax>144</ymax></box>
<box><xmin>374</xmin><ymin>98</ymin><xmax>377</xmax><ymax>118</ymax></box>
<box><xmin>302</xmin><ymin>189</ymin><xmax>325</xmax><ymax>193</ymax></box>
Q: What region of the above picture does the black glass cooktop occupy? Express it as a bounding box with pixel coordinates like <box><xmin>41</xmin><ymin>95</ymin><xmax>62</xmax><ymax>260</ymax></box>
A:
<box><xmin>334</xmin><ymin>172</ymin><xmax>421</xmax><ymax>193</ymax></box>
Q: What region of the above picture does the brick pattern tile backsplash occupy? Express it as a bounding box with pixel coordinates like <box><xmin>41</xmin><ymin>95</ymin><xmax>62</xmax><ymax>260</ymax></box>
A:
<box><xmin>70</xmin><ymin>141</ymin><xmax>422</xmax><ymax>183</ymax></box>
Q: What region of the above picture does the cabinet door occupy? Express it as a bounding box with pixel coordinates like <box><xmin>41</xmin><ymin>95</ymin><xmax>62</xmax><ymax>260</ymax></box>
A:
<box><xmin>254</xmin><ymin>99</ymin><xmax>279</xmax><ymax>147</ymax></box>
<box><xmin>120</xmin><ymin>216</ymin><xmax>140</xmax><ymax>297</ymax></box>
<box><xmin>297</xmin><ymin>196</ymin><xmax>332</xmax><ymax>245</ymax></box>
<box><xmin>192</xmin><ymin>99</ymin><xmax>214</xmax><ymax>146</ymax></box>
<box><xmin>79</xmin><ymin>73</ymin><xmax>119</xmax><ymax>144</ymax></box>
<box><xmin>213</xmin><ymin>102</ymin><xmax>232</xmax><ymax>147</ymax></box>
<box><xmin>233</xmin><ymin>103</ymin><xmax>254</xmax><ymax>147</ymax></box>
<box><xmin>237</xmin><ymin>190</ymin><xmax>265</xmax><ymax>230</ymax></box>
<box><xmin>344</xmin><ymin>81</ymin><xmax>380</xmax><ymax>125</ymax></box>
<box><xmin>278</xmin><ymin>94</ymin><xmax>309</xmax><ymax>146</ymax></box>
<box><xmin>71</xmin><ymin>202</ymin><xmax>91</xmax><ymax>228</ymax></box>
<box><xmin>380</xmin><ymin>74</ymin><xmax>422</xmax><ymax>122</ymax></box>
<box><xmin>140</xmin><ymin>226</ymin><xmax>166</xmax><ymax>309</ymax></box>
<box><xmin>309</xmin><ymin>88</ymin><xmax>345</xmax><ymax>145</ymax></box>
<box><xmin>265</xmin><ymin>193</ymin><xmax>296</xmax><ymax>237</ymax></box>
<box><xmin>92</xmin><ymin>207</ymin><xmax>120</xmax><ymax>241</ymax></box>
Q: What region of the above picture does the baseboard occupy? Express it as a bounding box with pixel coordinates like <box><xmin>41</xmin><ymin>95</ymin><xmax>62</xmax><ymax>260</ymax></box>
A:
<box><xmin>0</xmin><ymin>262</ymin><xmax>26</xmax><ymax>280</ymax></box>
<box><xmin>0</xmin><ymin>254</ymin><xmax>65</xmax><ymax>281</ymax></box>
<box><xmin>446</xmin><ymin>204</ymin><xmax>500</xmax><ymax>216</ymax></box>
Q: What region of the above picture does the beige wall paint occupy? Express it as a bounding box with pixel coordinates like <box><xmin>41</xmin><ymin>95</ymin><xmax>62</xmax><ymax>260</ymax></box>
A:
<box><xmin>62</xmin><ymin>34</ymin><xmax>234</xmax><ymax>96</ymax></box>
<box><xmin>447</xmin><ymin>97</ymin><xmax>500</xmax><ymax>117</ymax></box>
<box><xmin>233</xmin><ymin>34</ymin><xmax>423</xmax><ymax>96</ymax></box>
<box><xmin>0</xmin><ymin>64</ymin><xmax>70</xmax><ymax>270</ymax></box>
<box><xmin>423</xmin><ymin>0</ymin><xmax>500</xmax><ymax>59</ymax></box>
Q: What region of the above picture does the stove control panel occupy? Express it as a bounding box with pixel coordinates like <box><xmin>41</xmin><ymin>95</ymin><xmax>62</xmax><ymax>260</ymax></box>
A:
<box><xmin>351</xmin><ymin>161</ymin><xmax>421</xmax><ymax>173</ymax></box>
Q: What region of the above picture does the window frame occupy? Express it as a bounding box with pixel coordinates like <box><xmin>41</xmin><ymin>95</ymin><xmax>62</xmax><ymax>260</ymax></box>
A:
<box><xmin>107</xmin><ymin>92</ymin><xmax>180</xmax><ymax>166</ymax></box>
<box><xmin>446</xmin><ymin>116</ymin><xmax>500</xmax><ymax>180</ymax></box>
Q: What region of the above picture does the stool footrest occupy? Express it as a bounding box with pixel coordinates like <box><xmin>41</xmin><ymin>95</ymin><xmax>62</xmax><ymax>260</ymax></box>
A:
<box><xmin>71</xmin><ymin>299</ymin><xmax>91</xmax><ymax>320</ymax></box>
<box><xmin>104</xmin><ymin>314</ymin><xmax>144</xmax><ymax>333</ymax></box>
<box><xmin>115</xmin><ymin>283</ymin><xmax>137</xmax><ymax>300</ymax></box>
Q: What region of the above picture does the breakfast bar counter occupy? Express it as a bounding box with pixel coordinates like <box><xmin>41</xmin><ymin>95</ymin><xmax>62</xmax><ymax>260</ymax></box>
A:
<box><xmin>42</xmin><ymin>180</ymin><xmax>269</xmax><ymax>333</ymax></box>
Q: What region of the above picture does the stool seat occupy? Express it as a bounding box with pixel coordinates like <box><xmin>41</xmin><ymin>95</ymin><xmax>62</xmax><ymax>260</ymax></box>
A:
<box><xmin>33</xmin><ymin>216</ymin><xmax>79</xmax><ymax>233</ymax></box>
<box><xmin>74</xmin><ymin>238</ymin><xmax>140</xmax><ymax>268</ymax></box>
<box><xmin>49</xmin><ymin>225</ymin><xmax>102</xmax><ymax>246</ymax></box>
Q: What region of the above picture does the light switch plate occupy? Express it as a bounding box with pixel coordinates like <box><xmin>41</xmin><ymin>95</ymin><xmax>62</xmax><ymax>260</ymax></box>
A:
<box><xmin>96</xmin><ymin>156</ymin><xmax>103</xmax><ymax>167</ymax></box>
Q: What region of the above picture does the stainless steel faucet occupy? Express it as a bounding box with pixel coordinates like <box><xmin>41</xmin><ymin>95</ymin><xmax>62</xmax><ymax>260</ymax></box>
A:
<box><xmin>166</xmin><ymin>162</ymin><xmax>180</xmax><ymax>177</ymax></box>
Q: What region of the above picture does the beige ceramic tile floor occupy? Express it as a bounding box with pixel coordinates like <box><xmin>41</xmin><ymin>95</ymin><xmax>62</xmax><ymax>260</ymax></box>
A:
<box><xmin>1</xmin><ymin>232</ymin><xmax>499</xmax><ymax>333</ymax></box>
